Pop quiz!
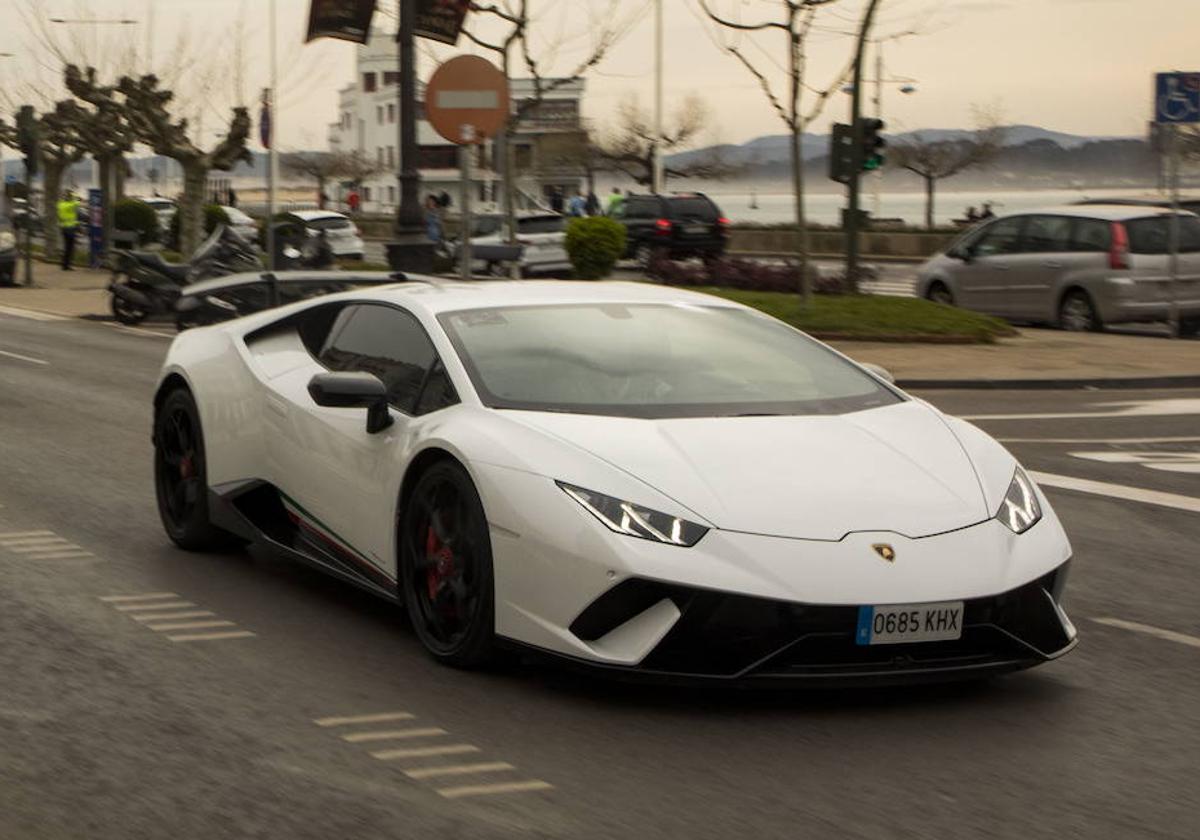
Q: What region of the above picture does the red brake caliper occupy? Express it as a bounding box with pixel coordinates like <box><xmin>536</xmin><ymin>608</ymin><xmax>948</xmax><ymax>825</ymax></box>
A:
<box><xmin>425</xmin><ymin>523</ymin><xmax>455</xmax><ymax>602</ymax></box>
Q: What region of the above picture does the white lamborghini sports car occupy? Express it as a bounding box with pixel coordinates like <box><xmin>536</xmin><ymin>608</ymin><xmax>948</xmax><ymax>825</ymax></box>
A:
<box><xmin>152</xmin><ymin>279</ymin><xmax>1077</xmax><ymax>684</ymax></box>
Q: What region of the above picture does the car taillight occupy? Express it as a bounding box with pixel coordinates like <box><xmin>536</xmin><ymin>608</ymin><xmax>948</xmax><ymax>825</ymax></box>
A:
<box><xmin>1109</xmin><ymin>221</ymin><xmax>1129</xmax><ymax>270</ymax></box>
<box><xmin>654</xmin><ymin>218</ymin><xmax>672</xmax><ymax>235</ymax></box>
<box><xmin>717</xmin><ymin>216</ymin><xmax>730</xmax><ymax>226</ymax></box>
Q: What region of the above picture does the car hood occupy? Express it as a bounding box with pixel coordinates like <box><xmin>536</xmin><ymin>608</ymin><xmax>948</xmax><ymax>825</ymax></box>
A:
<box><xmin>503</xmin><ymin>401</ymin><xmax>990</xmax><ymax>541</ymax></box>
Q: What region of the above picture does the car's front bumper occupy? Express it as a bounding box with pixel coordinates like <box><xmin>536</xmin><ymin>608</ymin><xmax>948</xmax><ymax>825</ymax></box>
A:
<box><xmin>518</xmin><ymin>562</ymin><xmax>1075</xmax><ymax>685</ymax></box>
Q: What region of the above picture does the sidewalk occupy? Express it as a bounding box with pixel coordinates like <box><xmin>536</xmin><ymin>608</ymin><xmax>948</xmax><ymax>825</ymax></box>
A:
<box><xmin>2</xmin><ymin>261</ymin><xmax>1197</xmax><ymax>387</ymax></box>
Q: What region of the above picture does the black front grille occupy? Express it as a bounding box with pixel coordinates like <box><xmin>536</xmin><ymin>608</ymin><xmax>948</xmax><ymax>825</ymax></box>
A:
<box><xmin>569</xmin><ymin>564</ymin><xmax>1072</xmax><ymax>680</ymax></box>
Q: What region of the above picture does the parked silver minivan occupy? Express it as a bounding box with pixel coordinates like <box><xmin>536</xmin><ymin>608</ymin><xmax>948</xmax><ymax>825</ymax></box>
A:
<box><xmin>916</xmin><ymin>205</ymin><xmax>1200</xmax><ymax>335</ymax></box>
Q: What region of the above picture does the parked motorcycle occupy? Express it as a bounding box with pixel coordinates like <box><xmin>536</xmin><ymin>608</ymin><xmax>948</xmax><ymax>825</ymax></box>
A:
<box><xmin>108</xmin><ymin>225</ymin><xmax>263</xmax><ymax>325</ymax></box>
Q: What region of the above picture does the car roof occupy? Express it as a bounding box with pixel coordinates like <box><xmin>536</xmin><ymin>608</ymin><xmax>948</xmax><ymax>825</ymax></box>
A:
<box><xmin>181</xmin><ymin>270</ymin><xmax>398</xmax><ymax>296</ymax></box>
<box><xmin>370</xmin><ymin>278</ymin><xmax>742</xmax><ymax>317</ymax></box>
<box><xmin>1000</xmin><ymin>204</ymin><xmax>1189</xmax><ymax>221</ymax></box>
<box><xmin>288</xmin><ymin>210</ymin><xmax>346</xmax><ymax>221</ymax></box>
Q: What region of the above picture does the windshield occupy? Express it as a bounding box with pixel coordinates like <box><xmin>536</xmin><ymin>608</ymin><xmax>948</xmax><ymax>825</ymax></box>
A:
<box><xmin>439</xmin><ymin>303</ymin><xmax>901</xmax><ymax>419</ymax></box>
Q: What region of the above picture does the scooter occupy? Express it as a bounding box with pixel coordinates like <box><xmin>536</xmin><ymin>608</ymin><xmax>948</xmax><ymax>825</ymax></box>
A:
<box><xmin>108</xmin><ymin>225</ymin><xmax>263</xmax><ymax>325</ymax></box>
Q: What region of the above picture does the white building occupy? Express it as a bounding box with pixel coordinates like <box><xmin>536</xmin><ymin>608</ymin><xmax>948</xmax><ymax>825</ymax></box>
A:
<box><xmin>327</xmin><ymin>31</ymin><xmax>588</xmax><ymax>215</ymax></box>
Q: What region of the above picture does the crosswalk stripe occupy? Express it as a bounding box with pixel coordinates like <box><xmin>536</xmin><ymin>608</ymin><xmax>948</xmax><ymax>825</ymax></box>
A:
<box><xmin>99</xmin><ymin>593</ymin><xmax>179</xmax><ymax>602</ymax></box>
<box><xmin>130</xmin><ymin>610</ymin><xmax>216</xmax><ymax>622</ymax></box>
<box><xmin>403</xmin><ymin>762</ymin><xmax>515</xmax><ymax>780</ymax></box>
<box><xmin>314</xmin><ymin>712</ymin><xmax>415</xmax><ymax>727</ymax></box>
<box><xmin>0</xmin><ymin>531</ymin><xmax>55</xmax><ymax>539</ymax></box>
<box><xmin>115</xmin><ymin>601</ymin><xmax>196</xmax><ymax>612</ymax></box>
<box><xmin>9</xmin><ymin>542</ymin><xmax>73</xmax><ymax>553</ymax></box>
<box><xmin>342</xmin><ymin>728</ymin><xmax>447</xmax><ymax>743</ymax></box>
<box><xmin>0</xmin><ymin>536</ymin><xmax>69</xmax><ymax>546</ymax></box>
<box><xmin>166</xmin><ymin>630</ymin><xmax>256</xmax><ymax>642</ymax></box>
<box><xmin>370</xmin><ymin>744</ymin><xmax>479</xmax><ymax>761</ymax></box>
<box><xmin>436</xmin><ymin>780</ymin><xmax>553</xmax><ymax>799</ymax></box>
<box><xmin>145</xmin><ymin>620</ymin><xmax>237</xmax><ymax>631</ymax></box>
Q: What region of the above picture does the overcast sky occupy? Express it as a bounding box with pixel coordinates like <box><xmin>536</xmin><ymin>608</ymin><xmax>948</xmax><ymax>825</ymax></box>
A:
<box><xmin>1</xmin><ymin>0</ymin><xmax>1195</xmax><ymax>152</ymax></box>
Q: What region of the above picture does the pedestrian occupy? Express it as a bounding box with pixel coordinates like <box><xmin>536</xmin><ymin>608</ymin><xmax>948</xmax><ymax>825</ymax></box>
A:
<box><xmin>979</xmin><ymin>202</ymin><xmax>995</xmax><ymax>220</ymax></box>
<box><xmin>319</xmin><ymin>190</ymin><xmax>329</xmax><ymax>210</ymax></box>
<box><xmin>585</xmin><ymin>190</ymin><xmax>600</xmax><ymax>216</ymax></box>
<box><xmin>227</xmin><ymin>186</ymin><xmax>238</xmax><ymax>208</ymax></box>
<box><xmin>438</xmin><ymin>189</ymin><xmax>452</xmax><ymax>209</ymax></box>
<box><xmin>567</xmin><ymin>192</ymin><xmax>586</xmax><ymax>217</ymax></box>
<box><xmin>965</xmin><ymin>206</ymin><xmax>978</xmax><ymax>222</ymax></box>
<box><xmin>424</xmin><ymin>194</ymin><xmax>443</xmax><ymax>244</ymax></box>
<box><xmin>347</xmin><ymin>189</ymin><xmax>361</xmax><ymax>216</ymax></box>
<box><xmin>57</xmin><ymin>189</ymin><xmax>81</xmax><ymax>272</ymax></box>
<box><xmin>550</xmin><ymin>187</ymin><xmax>565</xmax><ymax>214</ymax></box>
<box><xmin>605</xmin><ymin>186</ymin><xmax>624</xmax><ymax>216</ymax></box>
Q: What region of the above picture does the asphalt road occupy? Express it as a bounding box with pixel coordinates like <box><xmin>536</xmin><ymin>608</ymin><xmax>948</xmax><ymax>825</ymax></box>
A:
<box><xmin>2</xmin><ymin>310</ymin><xmax>1198</xmax><ymax>839</ymax></box>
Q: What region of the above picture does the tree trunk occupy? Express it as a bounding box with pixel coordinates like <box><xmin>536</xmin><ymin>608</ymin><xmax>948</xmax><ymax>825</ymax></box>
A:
<box><xmin>924</xmin><ymin>175</ymin><xmax>935</xmax><ymax>230</ymax></box>
<box><xmin>41</xmin><ymin>162</ymin><xmax>65</xmax><ymax>264</ymax></box>
<box><xmin>180</xmin><ymin>164</ymin><xmax>208</xmax><ymax>256</ymax></box>
<box><xmin>788</xmin><ymin>25</ymin><xmax>811</xmax><ymax>303</ymax></box>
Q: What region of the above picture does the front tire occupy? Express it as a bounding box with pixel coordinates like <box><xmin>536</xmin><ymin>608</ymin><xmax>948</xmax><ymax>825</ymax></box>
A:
<box><xmin>154</xmin><ymin>388</ymin><xmax>238</xmax><ymax>551</ymax></box>
<box><xmin>926</xmin><ymin>281</ymin><xmax>954</xmax><ymax>306</ymax></box>
<box><xmin>399</xmin><ymin>461</ymin><xmax>495</xmax><ymax>668</ymax></box>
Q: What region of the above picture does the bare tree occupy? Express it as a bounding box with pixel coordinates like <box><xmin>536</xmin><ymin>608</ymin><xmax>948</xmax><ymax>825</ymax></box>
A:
<box><xmin>282</xmin><ymin>151</ymin><xmax>342</xmax><ymax>206</ymax></box>
<box><xmin>114</xmin><ymin>72</ymin><xmax>251</xmax><ymax>254</ymax></box>
<box><xmin>463</xmin><ymin>1</ymin><xmax>628</xmax><ymax>269</ymax></box>
<box><xmin>699</xmin><ymin>0</ymin><xmax>855</xmax><ymax>303</ymax></box>
<box><xmin>595</xmin><ymin>94</ymin><xmax>735</xmax><ymax>187</ymax></box>
<box><xmin>892</xmin><ymin>111</ymin><xmax>1007</xmax><ymax>229</ymax></box>
<box><xmin>35</xmin><ymin>101</ymin><xmax>89</xmax><ymax>261</ymax></box>
<box><xmin>332</xmin><ymin>151</ymin><xmax>386</xmax><ymax>192</ymax></box>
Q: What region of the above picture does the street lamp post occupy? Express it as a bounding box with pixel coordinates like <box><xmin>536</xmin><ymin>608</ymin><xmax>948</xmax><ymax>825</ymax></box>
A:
<box><xmin>387</xmin><ymin>0</ymin><xmax>434</xmax><ymax>274</ymax></box>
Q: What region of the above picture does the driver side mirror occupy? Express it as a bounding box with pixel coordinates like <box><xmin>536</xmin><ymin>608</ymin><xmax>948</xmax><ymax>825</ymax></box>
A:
<box><xmin>862</xmin><ymin>363</ymin><xmax>895</xmax><ymax>384</ymax></box>
<box><xmin>307</xmin><ymin>371</ymin><xmax>394</xmax><ymax>434</ymax></box>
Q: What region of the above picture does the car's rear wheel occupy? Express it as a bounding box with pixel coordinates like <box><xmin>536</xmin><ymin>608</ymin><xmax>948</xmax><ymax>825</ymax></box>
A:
<box><xmin>399</xmin><ymin>461</ymin><xmax>495</xmax><ymax>668</ymax></box>
<box><xmin>926</xmin><ymin>281</ymin><xmax>954</xmax><ymax>306</ymax></box>
<box><xmin>154</xmin><ymin>388</ymin><xmax>238</xmax><ymax>551</ymax></box>
<box><xmin>635</xmin><ymin>243</ymin><xmax>667</xmax><ymax>273</ymax></box>
<box><xmin>1059</xmin><ymin>289</ymin><xmax>1102</xmax><ymax>332</ymax></box>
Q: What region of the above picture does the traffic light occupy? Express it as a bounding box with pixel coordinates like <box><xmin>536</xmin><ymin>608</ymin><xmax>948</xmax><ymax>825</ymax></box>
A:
<box><xmin>860</xmin><ymin>117</ymin><xmax>885</xmax><ymax>171</ymax></box>
<box><xmin>828</xmin><ymin>122</ymin><xmax>855</xmax><ymax>184</ymax></box>
<box><xmin>15</xmin><ymin>105</ymin><xmax>39</xmax><ymax>179</ymax></box>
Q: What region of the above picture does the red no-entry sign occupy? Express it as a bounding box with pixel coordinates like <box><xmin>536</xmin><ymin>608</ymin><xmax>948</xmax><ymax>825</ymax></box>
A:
<box><xmin>424</xmin><ymin>55</ymin><xmax>510</xmax><ymax>145</ymax></box>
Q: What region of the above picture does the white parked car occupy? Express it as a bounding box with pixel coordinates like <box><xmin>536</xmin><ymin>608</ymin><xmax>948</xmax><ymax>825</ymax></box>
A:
<box><xmin>152</xmin><ymin>279</ymin><xmax>1076</xmax><ymax>683</ymax></box>
<box><xmin>282</xmin><ymin>210</ymin><xmax>365</xmax><ymax>261</ymax></box>
<box><xmin>459</xmin><ymin>212</ymin><xmax>571</xmax><ymax>276</ymax></box>
<box><xmin>135</xmin><ymin>197</ymin><xmax>177</xmax><ymax>237</ymax></box>
<box><xmin>218</xmin><ymin>205</ymin><xmax>259</xmax><ymax>245</ymax></box>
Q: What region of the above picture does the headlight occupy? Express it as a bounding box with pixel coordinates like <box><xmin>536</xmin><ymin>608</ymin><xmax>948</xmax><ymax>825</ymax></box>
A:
<box><xmin>0</xmin><ymin>231</ymin><xmax>14</xmax><ymax>250</ymax></box>
<box><xmin>558</xmin><ymin>482</ymin><xmax>708</xmax><ymax>547</ymax></box>
<box><xmin>996</xmin><ymin>467</ymin><xmax>1042</xmax><ymax>534</ymax></box>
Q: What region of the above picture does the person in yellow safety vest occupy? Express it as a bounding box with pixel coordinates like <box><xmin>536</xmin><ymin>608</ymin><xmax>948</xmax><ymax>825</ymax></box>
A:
<box><xmin>605</xmin><ymin>186</ymin><xmax>625</xmax><ymax>216</ymax></box>
<box><xmin>57</xmin><ymin>190</ymin><xmax>81</xmax><ymax>272</ymax></box>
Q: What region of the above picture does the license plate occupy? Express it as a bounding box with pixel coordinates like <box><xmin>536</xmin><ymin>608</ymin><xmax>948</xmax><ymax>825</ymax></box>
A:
<box><xmin>684</xmin><ymin>224</ymin><xmax>707</xmax><ymax>235</ymax></box>
<box><xmin>855</xmin><ymin>600</ymin><xmax>964</xmax><ymax>645</ymax></box>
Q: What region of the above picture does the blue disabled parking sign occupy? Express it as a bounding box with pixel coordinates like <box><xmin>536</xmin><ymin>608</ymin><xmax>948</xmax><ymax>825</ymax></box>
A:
<box><xmin>1155</xmin><ymin>72</ymin><xmax>1200</xmax><ymax>123</ymax></box>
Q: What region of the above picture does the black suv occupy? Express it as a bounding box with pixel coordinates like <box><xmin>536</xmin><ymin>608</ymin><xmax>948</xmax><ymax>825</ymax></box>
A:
<box><xmin>611</xmin><ymin>193</ymin><xmax>729</xmax><ymax>266</ymax></box>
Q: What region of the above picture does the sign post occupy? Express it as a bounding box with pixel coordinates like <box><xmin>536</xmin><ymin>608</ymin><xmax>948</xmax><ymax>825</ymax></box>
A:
<box><xmin>424</xmin><ymin>55</ymin><xmax>510</xmax><ymax>280</ymax></box>
<box><xmin>1153</xmin><ymin>71</ymin><xmax>1200</xmax><ymax>338</ymax></box>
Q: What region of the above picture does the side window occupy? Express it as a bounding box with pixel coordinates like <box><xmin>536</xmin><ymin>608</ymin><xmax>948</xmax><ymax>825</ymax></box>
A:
<box><xmin>298</xmin><ymin>303</ymin><xmax>348</xmax><ymax>356</ymax></box>
<box><xmin>415</xmin><ymin>360</ymin><xmax>458</xmax><ymax>415</ymax></box>
<box><xmin>1069</xmin><ymin>218</ymin><xmax>1110</xmax><ymax>252</ymax></box>
<box><xmin>1126</xmin><ymin>217</ymin><xmax>1170</xmax><ymax>254</ymax></box>
<box><xmin>318</xmin><ymin>305</ymin><xmax>440</xmax><ymax>413</ymax></box>
<box><xmin>1023</xmin><ymin>215</ymin><xmax>1072</xmax><ymax>253</ymax></box>
<box><xmin>973</xmin><ymin>217</ymin><xmax>1025</xmax><ymax>257</ymax></box>
<box><xmin>625</xmin><ymin>198</ymin><xmax>655</xmax><ymax>219</ymax></box>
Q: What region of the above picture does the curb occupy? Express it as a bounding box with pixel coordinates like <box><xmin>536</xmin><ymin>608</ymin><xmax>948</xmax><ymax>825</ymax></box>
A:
<box><xmin>897</xmin><ymin>375</ymin><xmax>1200</xmax><ymax>390</ymax></box>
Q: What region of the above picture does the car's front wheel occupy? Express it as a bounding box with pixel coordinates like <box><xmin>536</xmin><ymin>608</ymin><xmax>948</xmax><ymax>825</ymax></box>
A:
<box><xmin>154</xmin><ymin>388</ymin><xmax>239</xmax><ymax>551</ymax></box>
<box><xmin>926</xmin><ymin>281</ymin><xmax>954</xmax><ymax>306</ymax></box>
<box><xmin>399</xmin><ymin>461</ymin><xmax>495</xmax><ymax>668</ymax></box>
<box><xmin>1059</xmin><ymin>289</ymin><xmax>1102</xmax><ymax>332</ymax></box>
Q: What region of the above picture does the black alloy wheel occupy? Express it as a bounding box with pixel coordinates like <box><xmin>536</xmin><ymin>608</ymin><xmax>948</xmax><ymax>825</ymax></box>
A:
<box><xmin>399</xmin><ymin>461</ymin><xmax>495</xmax><ymax>667</ymax></box>
<box><xmin>1059</xmin><ymin>289</ymin><xmax>1102</xmax><ymax>332</ymax></box>
<box><xmin>153</xmin><ymin>388</ymin><xmax>236</xmax><ymax>550</ymax></box>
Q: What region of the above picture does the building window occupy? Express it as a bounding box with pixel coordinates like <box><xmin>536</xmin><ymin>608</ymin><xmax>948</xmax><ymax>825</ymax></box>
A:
<box><xmin>377</xmin><ymin>147</ymin><xmax>384</xmax><ymax>166</ymax></box>
<box><xmin>388</xmin><ymin>186</ymin><xmax>396</xmax><ymax>204</ymax></box>
<box><xmin>377</xmin><ymin>105</ymin><xmax>384</xmax><ymax>125</ymax></box>
<box><xmin>363</xmin><ymin>72</ymin><xmax>377</xmax><ymax>93</ymax></box>
<box><xmin>387</xmin><ymin>104</ymin><xmax>396</xmax><ymax>123</ymax></box>
<box><xmin>514</xmin><ymin>144</ymin><xmax>533</xmax><ymax>171</ymax></box>
<box><xmin>384</xmin><ymin>71</ymin><xmax>400</xmax><ymax>86</ymax></box>
<box><xmin>387</xmin><ymin>146</ymin><xmax>395</xmax><ymax>169</ymax></box>
<box><xmin>363</xmin><ymin>187</ymin><xmax>371</xmax><ymax>201</ymax></box>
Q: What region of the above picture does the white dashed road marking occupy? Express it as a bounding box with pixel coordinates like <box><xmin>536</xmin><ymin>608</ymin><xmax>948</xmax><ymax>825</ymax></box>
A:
<box><xmin>963</xmin><ymin>398</ymin><xmax>1200</xmax><ymax>422</ymax></box>
<box><xmin>0</xmin><ymin>349</ymin><xmax>50</xmax><ymax>365</ymax></box>
<box><xmin>1070</xmin><ymin>451</ymin><xmax>1200</xmax><ymax>475</ymax></box>
<box><xmin>103</xmin><ymin>595</ymin><xmax>254</xmax><ymax>642</ymax></box>
<box><xmin>0</xmin><ymin>531</ymin><xmax>93</xmax><ymax>559</ymax></box>
<box><xmin>0</xmin><ymin>305</ymin><xmax>67</xmax><ymax>321</ymax></box>
<box><xmin>1092</xmin><ymin>617</ymin><xmax>1200</xmax><ymax>650</ymax></box>
<box><xmin>1031</xmin><ymin>471</ymin><xmax>1200</xmax><ymax>514</ymax></box>
<box><xmin>314</xmin><ymin>710</ymin><xmax>553</xmax><ymax>799</ymax></box>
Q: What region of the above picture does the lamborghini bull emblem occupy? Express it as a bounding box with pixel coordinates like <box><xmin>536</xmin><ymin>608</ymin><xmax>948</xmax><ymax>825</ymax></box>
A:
<box><xmin>872</xmin><ymin>543</ymin><xmax>896</xmax><ymax>563</ymax></box>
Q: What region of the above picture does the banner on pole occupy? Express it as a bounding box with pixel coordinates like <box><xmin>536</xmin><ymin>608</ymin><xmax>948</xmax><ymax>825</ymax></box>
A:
<box><xmin>260</xmin><ymin>91</ymin><xmax>272</xmax><ymax>150</ymax></box>
<box><xmin>305</xmin><ymin>0</ymin><xmax>377</xmax><ymax>45</ymax></box>
<box><xmin>415</xmin><ymin>0</ymin><xmax>471</xmax><ymax>45</ymax></box>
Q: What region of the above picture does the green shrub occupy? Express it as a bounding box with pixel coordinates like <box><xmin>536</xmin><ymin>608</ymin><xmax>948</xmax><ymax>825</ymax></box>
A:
<box><xmin>168</xmin><ymin>204</ymin><xmax>230</xmax><ymax>250</ymax></box>
<box><xmin>114</xmin><ymin>198</ymin><xmax>160</xmax><ymax>245</ymax></box>
<box><xmin>565</xmin><ymin>216</ymin><xmax>626</xmax><ymax>280</ymax></box>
